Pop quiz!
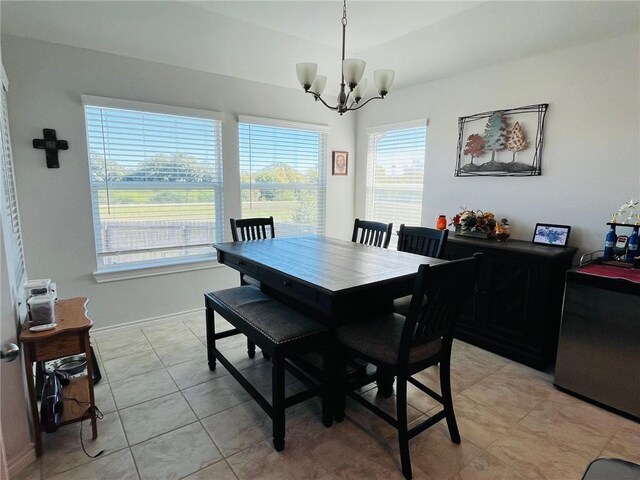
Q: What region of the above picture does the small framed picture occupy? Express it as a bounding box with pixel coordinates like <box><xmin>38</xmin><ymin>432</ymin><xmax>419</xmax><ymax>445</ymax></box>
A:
<box><xmin>532</xmin><ymin>223</ymin><xmax>571</xmax><ymax>247</ymax></box>
<box><xmin>332</xmin><ymin>151</ymin><xmax>348</xmax><ymax>176</ymax></box>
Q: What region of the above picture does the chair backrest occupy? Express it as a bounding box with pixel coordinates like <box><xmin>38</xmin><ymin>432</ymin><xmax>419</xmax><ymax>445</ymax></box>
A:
<box><xmin>351</xmin><ymin>218</ymin><xmax>393</xmax><ymax>248</ymax></box>
<box><xmin>399</xmin><ymin>254</ymin><xmax>482</xmax><ymax>364</ymax></box>
<box><xmin>397</xmin><ymin>225</ymin><xmax>449</xmax><ymax>259</ymax></box>
<box><xmin>230</xmin><ymin>217</ymin><xmax>275</xmax><ymax>242</ymax></box>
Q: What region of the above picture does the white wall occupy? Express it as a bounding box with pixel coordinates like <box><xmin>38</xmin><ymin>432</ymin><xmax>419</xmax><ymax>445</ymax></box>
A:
<box><xmin>1</xmin><ymin>35</ymin><xmax>356</xmax><ymax>329</ymax></box>
<box><xmin>355</xmin><ymin>33</ymin><xmax>640</xmax><ymax>257</ymax></box>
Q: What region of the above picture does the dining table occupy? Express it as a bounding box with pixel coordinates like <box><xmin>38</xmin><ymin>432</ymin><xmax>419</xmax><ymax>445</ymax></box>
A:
<box><xmin>210</xmin><ymin>234</ymin><xmax>447</xmax><ymax>396</ymax></box>
<box><xmin>212</xmin><ymin>234</ymin><xmax>446</xmax><ymax>324</ymax></box>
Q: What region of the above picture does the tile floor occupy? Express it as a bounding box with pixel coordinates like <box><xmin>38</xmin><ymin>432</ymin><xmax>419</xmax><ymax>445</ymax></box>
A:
<box><xmin>13</xmin><ymin>316</ymin><xmax>640</xmax><ymax>480</ymax></box>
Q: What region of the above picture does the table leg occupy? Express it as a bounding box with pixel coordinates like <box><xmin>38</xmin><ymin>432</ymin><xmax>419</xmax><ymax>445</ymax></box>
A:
<box><xmin>321</xmin><ymin>347</ymin><xmax>333</xmax><ymax>428</ymax></box>
<box><xmin>334</xmin><ymin>350</ymin><xmax>347</xmax><ymax>423</ymax></box>
<box><xmin>23</xmin><ymin>346</ymin><xmax>42</xmax><ymax>456</ymax></box>
<box><xmin>205</xmin><ymin>302</ymin><xmax>216</xmax><ymax>371</ymax></box>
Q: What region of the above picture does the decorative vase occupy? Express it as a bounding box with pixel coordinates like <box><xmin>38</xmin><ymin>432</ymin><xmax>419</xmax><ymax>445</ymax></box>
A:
<box><xmin>495</xmin><ymin>221</ymin><xmax>510</xmax><ymax>241</ymax></box>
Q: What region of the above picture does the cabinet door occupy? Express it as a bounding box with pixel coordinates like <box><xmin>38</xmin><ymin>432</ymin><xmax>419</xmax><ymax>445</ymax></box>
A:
<box><xmin>444</xmin><ymin>246</ymin><xmax>478</xmax><ymax>328</ymax></box>
<box><xmin>484</xmin><ymin>254</ymin><xmax>537</xmax><ymax>341</ymax></box>
<box><xmin>446</xmin><ymin>242</ymin><xmax>543</xmax><ymax>365</ymax></box>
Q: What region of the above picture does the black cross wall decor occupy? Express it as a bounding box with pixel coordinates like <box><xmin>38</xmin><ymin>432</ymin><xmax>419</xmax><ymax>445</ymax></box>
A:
<box><xmin>32</xmin><ymin>129</ymin><xmax>69</xmax><ymax>168</ymax></box>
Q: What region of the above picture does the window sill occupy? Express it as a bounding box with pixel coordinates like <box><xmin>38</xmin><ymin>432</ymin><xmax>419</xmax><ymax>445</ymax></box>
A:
<box><xmin>93</xmin><ymin>256</ymin><xmax>224</xmax><ymax>283</ymax></box>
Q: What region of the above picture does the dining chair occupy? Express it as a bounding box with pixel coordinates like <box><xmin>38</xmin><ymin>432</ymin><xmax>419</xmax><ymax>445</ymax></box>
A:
<box><xmin>397</xmin><ymin>224</ymin><xmax>448</xmax><ymax>258</ymax></box>
<box><xmin>351</xmin><ymin>218</ymin><xmax>393</xmax><ymax>248</ymax></box>
<box><xmin>393</xmin><ymin>225</ymin><xmax>449</xmax><ymax>315</ymax></box>
<box><xmin>334</xmin><ymin>254</ymin><xmax>482</xmax><ymax>480</ymax></box>
<box><xmin>229</xmin><ymin>216</ymin><xmax>275</xmax><ymax>358</ymax></box>
<box><xmin>230</xmin><ymin>216</ymin><xmax>275</xmax><ymax>242</ymax></box>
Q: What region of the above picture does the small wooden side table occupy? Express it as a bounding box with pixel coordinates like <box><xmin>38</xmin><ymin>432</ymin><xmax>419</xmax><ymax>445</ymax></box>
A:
<box><xmin>20</xmin><ymin>297</ymin><xmax>97</xmax><ymax>456</ymax></box>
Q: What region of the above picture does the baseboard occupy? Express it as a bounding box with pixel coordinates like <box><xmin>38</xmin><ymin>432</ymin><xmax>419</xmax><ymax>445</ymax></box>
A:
<box><xmin>91</xmin><ymin>308</ymin><xmax>204</xmax><ymax>336</ymax></box>
<box><xmin>8</xmin><ymin>443</ymin><xmax>36</xmax><ymax>477</ymax></box>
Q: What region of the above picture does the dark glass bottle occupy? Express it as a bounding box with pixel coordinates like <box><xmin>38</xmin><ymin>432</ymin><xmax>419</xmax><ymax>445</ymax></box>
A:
<box><xmin>626</xmin><ymin>226</ymin><xmax>639</xmax><ymax>260</ymax></box>
<box><xmin>603</xmin><ymin>225</ymin><xmax>617</xmax><ymax>259</ymax></box>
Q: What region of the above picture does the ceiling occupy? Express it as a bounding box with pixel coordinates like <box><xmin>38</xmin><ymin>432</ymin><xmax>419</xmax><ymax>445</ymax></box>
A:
<box><xmin>2</xmin><ymin>1</ymin><xmax>638</xmax><ymax>98</ymax></box>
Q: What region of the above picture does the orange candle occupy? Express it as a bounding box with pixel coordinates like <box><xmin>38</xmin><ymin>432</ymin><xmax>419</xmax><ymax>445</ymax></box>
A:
<box><xmin>436</xmin><ymin>215</ymin><xmax>447</xmax><ymax>230</ymax></box>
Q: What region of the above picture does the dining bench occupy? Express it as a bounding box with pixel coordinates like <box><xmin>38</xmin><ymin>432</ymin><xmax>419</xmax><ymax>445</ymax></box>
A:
<box><xmin>205</xmin><ymin>285</ymin><xmax>333</xmax><ymax>451</ymax></box>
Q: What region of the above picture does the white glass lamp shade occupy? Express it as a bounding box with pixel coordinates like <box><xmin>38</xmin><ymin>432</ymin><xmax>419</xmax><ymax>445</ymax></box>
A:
<box><xmin>342</xmin><ymin>59</ymin><xmax>366</xmax><ymax>87</ymax></box>
<box><xmin>296</xmin><ymin>63</ymin><xmax>318</xmax><ymax>90</ymax></box>
<box><xmin>352</xmin><ymin>77</ymin><xmax>367</xmax><ymax>102</ymax></box>
<box><xmin>310</xmin><ymin>75</ymin><xmax>327</xmax><ymax>96</ymax></box>
<box><xmin>374</xmin><ymin>69</ymin><xmax>395</xmax><ymax>96</ymax></box>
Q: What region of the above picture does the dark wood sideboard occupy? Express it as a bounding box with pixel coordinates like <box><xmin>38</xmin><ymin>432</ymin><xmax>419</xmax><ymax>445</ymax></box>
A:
<box><xmin>445</xmin><ymin>235</ymin><xmax>577</xmax><ymax>370</ymax></box>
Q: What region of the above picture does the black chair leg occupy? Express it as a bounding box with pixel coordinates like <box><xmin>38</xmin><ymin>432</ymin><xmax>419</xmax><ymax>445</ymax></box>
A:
<box><xmin>247</xmin><ymin>339</ymin><xmax>256</xmax><ymax>359</ymax></box>
<box><xmin>272</xmin><ymin>353</ymin><xmax>285</xmax><ymax>451</ymax></box>
<box><xmin>440</xmin><ymin>355</ymin><xmax>460</xmax><ymax>443</ymax></box>
<box><xmin>396</xmin><ymin>377</ymin><xmax>413</xmax><ymax>479</ymax></box>
<box><xmin>205</xmin><ymin>304</ymin><xmax>216</xmax><ymax>371</ymax></box>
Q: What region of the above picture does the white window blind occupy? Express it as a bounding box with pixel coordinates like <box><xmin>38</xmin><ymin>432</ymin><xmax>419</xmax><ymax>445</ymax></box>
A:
<box><xmin>238</xmin><ymin>116</ymin><xmax>327</xmax><ymax>237</ymax></box>
<box><xmin>365</xmin><ymin>121</ymin><xmax>427</xmax><ymax>237</ymax></box>
<box><xmin>83</xmin><ymin>97</ymin><xmax>224</xmax><ymax>269</ymax></box>
<box><xmin>0</xmin><ymin>78</ymin><xmax>26</xmax><ymax>294</ymax></box>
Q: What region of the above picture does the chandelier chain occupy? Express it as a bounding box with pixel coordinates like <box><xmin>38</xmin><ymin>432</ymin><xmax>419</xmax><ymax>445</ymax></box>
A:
<box><xmin>342</xmin><ymin>0</ymin><xmax>347</xmax><ymax>26</ymax></box>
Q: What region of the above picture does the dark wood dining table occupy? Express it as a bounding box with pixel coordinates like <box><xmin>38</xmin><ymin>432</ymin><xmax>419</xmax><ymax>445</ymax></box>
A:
<box><xmin>211</xmin><ymin>234</ymin><xmax>447</xmax><ymax>396</ymax></box>
<box><xmin>213</xmin><ymin>234</ymin><xmax>446</xmax><ymax>324</ymax></box>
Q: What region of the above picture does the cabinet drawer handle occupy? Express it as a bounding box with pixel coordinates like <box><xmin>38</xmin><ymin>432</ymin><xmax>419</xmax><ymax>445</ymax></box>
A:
<box><xmin>283</xmin><ymin>280</ymin><xmax>292</xmax><ymax>287</ymax></box>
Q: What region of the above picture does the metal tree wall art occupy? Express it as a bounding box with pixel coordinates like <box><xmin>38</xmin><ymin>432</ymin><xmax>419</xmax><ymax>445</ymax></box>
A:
<box><xmin>463</xmin><ymin>134</ymin><xmax>485</xmax><ymax>166</ymax></box>
<box><xmin>455</xmin><ymin>104</ymin><xmax>548</xmax><ymax>177</ymax></box>
<box><xmin>506</xmin><ymin>122</ymin><xmax>527</xmax><ymax>163</ymax></box>
<box><xmin>483</xmin><ymin>112</ymin><xmax>508</xmax><ymax>163</ymax></box>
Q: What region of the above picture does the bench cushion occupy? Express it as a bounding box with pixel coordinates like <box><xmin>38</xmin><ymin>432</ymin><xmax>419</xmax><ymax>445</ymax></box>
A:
<box><xmin>336</xmin><ymin>313</ymin><xmax>442</xmax><ymax>366</ymax></box>
<box><xmin>207</xmin><ymin>286</ymin><xmax>329</xmax><ymax>346</ymax></box>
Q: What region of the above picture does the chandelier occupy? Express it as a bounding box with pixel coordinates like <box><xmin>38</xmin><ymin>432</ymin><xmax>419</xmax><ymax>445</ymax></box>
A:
<box><xmin>296</xmin><ymin>0</ymin><xmax>395</xmax><ymax>115</ymax></box>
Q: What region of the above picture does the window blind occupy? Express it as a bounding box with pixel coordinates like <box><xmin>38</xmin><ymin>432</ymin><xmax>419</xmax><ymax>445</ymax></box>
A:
<box><xmin>0</xmin><ymin>81</ymin><xmax>26</xmax><ymax>293</ymax></box>
<box><xmin>83</xmin><ymin>97</ymin><xmax>224</xmax><ymax>268</ymax></box>
<box><xmin>238</xmin><ymin>116</ymin><xmax>327</xmax><ymax>237</ymax></box>
<box><xmin>365</xmin><ymin>121</ymin><xmax>427</xmax><ymax>239</ymax></box>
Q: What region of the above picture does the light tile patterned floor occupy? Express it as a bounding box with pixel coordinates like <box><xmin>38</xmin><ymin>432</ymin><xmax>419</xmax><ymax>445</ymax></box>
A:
<box><xmin>13</xmin><ymin>317</ymin><xmax>640</xmax><ymax>480</ymax></box>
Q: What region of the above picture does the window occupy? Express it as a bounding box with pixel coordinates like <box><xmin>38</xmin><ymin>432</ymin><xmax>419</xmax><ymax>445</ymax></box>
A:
<box><xmin>0</xmin><ymin>70</ymin><xmax>27</xmax><ymax>294</ymax></box>
<box><xmin>82</xmin><ymin>96</ymin><xmax>224</xmax><ymax>270</ymax></box>
<box><xmin>365</xmin><ymin>121</ymin><xmax>427</xmax><ymax>237</ymax></box>
<box><xmin>238</xmin><ymin>116</ymin><xmax>328</xmax><ymax>237</ymax></box>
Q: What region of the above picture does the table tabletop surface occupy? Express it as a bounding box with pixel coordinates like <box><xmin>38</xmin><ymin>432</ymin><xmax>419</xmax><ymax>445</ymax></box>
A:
<box><xmin>213</xmin><ymin>234</ymin><xmax>446</xmax><ymax>296</ymax></box>
<box><xmin>20</xmin><ymin>297</ymin><xmax>91</xmax><ymax>342</ymax></box>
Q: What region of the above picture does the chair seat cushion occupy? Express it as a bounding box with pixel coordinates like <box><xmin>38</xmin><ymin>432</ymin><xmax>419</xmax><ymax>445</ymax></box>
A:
<box><xmin>393</xmin><ymin>294</ymin><xmax>429</xmax><ymax>316</ymax></box>
<box><xmin>336</xmin><ymin>313</ymin><xmax>442</xmax><ymax>366</ymax></box>
<box><xmin>208</xmin><ymin>286</ymin><xmax>329</xmax><ymax>346</ymax></box>
<box><xmin>392</xmin><ymin>295</ymin><xmax>412</xmax><ymax>316</ymax></box>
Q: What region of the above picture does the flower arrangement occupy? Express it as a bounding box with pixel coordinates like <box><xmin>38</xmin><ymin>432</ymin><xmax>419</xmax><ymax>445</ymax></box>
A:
<box><xmin>451</xmin><ymin>208</ymin><xmax>497</xmax><ymax>237</ymax></box>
